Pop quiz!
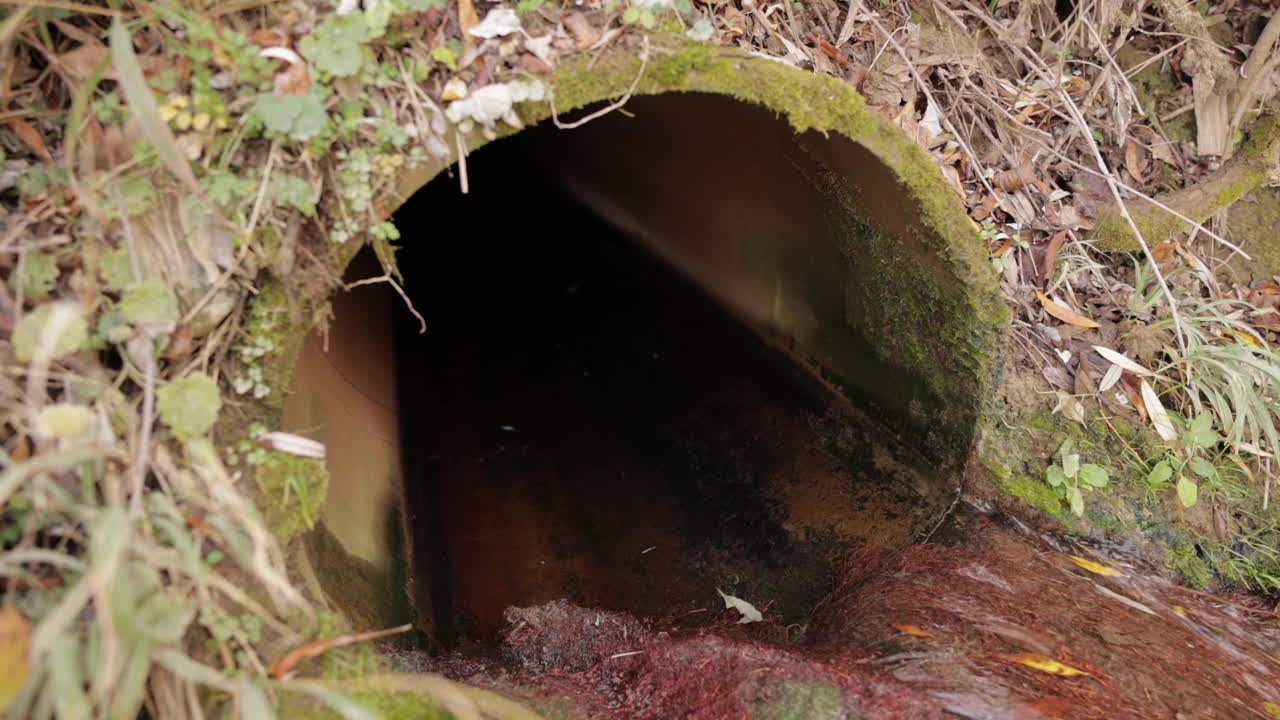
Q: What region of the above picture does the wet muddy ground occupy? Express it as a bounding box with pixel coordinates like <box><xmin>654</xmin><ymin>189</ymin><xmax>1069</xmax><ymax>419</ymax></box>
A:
<box><xmin>384</xmin><ymin>507</ymin><xmax>1280</xmax><ymax>719</ymax></box>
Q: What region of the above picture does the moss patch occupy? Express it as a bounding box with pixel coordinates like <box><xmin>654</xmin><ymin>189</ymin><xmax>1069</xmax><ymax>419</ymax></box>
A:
<box><xmin>1091</xmin><ymin>113</ymin><xmax>1280</xmax><ymax>252</ymax></box>
<box><xmin>755</xmin><ymin>681</ymin><xmax>843</xmax><ymax>720</ymax></box>
<box><xmin>251</xmin><ymin>451</ymin><xmax>327</xmax><ymax>540</ymax></box>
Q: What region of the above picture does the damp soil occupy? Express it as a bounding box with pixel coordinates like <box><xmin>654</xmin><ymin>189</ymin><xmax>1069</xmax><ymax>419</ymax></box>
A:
<box><xmin>382</xmin><ymin>507</ymin><xmax>1280</xmax><ymax>720</ymax></box>
<box><xmin>391</xmin><ymin>134</ymin><xmax>949</xmax><ymax>647</ymax></box>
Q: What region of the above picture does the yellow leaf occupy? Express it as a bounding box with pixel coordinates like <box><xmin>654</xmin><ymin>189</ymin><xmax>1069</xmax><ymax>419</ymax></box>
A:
<box><xmin>1068</xmin><ymin>555</ymin><xmax>1125</xmax><ymax>577</ymax></box>
<box><xmin>1172</xmin><ymin>605</ymin><xmax>1187</xmax><ymax>617</ymax></box>
<box><xmin>1006</xmin><ymin>652</ymin><xmax>1090</xmax><ymax>677</ymax></box>
<box><xmin>1229</xmin><ymin>328</ymin><xmax>1262</xmax><ymax>348</ymax></box>
<box><xmin>1264</xmin><ymin>701</ymin><xmax>1280</xmax><ymax>719</ymax></box>
<box><xmin>890</xmin><ymin>623</ymin><xmax>934</xmax><ymax>638</ymax></box>
<box><xmin>0</xmin><ymin>607</ymin><xmax>31</xmax><ymax>712</ymax></box>
<box><xmin>1036</xmin><ymin>292</ymin><xmax>1100</xmax><ymax>328</ymax></box>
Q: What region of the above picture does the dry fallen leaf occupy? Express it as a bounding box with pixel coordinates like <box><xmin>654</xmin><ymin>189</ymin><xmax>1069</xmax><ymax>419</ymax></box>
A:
<box><xmin>1068</xmin><ymin>555</ymin><xmax>1125</xmax><ymax>577</ymax></box>
<box><xmin>995</xmin><ymin>164</ymin><xmax>1035</xmax><ymax>192</ymax></box>
<box><xmin>1124</xmin><ymin>140</ymin><xmax>1146</xmax><ymax>185</ymax></box>
<box><xmin>458</xmin><ymin>0</ymin><xmax>480</xmax><ymax>49</ymax></box>
<box><xmin>1140</xmin><ymin>379</ymin><xmax>1178</xmax><ymax>442</ymax></box>
<box><xmin>1002</xmin><ymin>652</ymin><xmax>1091</xmax><ymax>677</ymax></box>
<box><xmin>1092</xmin><ymin>345</ymin><xmax>1151</xmax><ymax>375</ymax></box>
<box><xmin>1037</xmin><ymin>292</ymin><xmax>1100</xmax><ymax>328</ymax></box>
<box><xmin>270</xmin><ymin>624</ymin><xmax>412</xmax><ymax>679</ymax></box>
<box><xmin>0</xmin><ymin>607</ymin><xmax>31</xmax><ymax>713</ymax></box>
<box><xmin>717</xmin><ymin>589</ymin><xmax>763</xmax><ymax>624</ymax></box>
<box><xmin>8</xmin><ymin>118</ymin><xmax>50</xmax><ymax>161</ymax></box>
<box><xmin>891</xmin><ymin>623</ymin><xmax>935</xmax><ymax>638</ymax></box>
<box><xmin>563</xmin><ymin>12</ymin><xmax>600</xmax><ymax>49</ymax></box>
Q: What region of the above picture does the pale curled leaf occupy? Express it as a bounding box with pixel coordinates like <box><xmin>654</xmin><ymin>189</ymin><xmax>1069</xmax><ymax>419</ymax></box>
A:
<box><xmin>716</xmin><ymin>589</ymin><xmax>763</xmax><ymax>624</ymax></box>
<box><xmin>259</xmin><ymin>432</ymin><xmax>326</xmax><ymax>459</ymax></box>
<box><xmin>467</xmin><ymin>7</ymin><xmax>521</xmax><ymax>38</ymax></box>
<box><xmin>258</xmin><ymin>46</ymin><xmax>303</xmax><ymax>65</ymax></box>
<box><xmin>1140</xmin><ymin>379</ymin><xmax>1178</xmax><ymax>442</ymax></box>
<box><xmin>1092</xmin><ymin>345</ymin><xmax>1151</xmax><ymax>375</ymax></box>
<box><xmin>1099</xmin><ymin>362</ymin><xmax>1123</xmax><ymax>393</ymax></box>
<box><xmin>443</xmin><ymin>80</ymin><xmax>544</xmax><ymax>128</ymax></box>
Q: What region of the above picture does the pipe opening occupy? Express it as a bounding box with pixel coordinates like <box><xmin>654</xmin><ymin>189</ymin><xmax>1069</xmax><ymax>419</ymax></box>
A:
<box><xmin>292</xmin><ymin>92</ymin><xmax>987</xmax><ymax>645</ymax></box>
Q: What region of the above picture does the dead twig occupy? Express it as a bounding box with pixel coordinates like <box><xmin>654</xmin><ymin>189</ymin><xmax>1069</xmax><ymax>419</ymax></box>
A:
<box><xmin>345</xmin><ymin>273</ymin><xmax>427</xmax><ymax>334</ymax></box>
<box><xmin>553</xmin><ymin>35</ymin><xmax>649</xmax><ymax>130</ymax></box>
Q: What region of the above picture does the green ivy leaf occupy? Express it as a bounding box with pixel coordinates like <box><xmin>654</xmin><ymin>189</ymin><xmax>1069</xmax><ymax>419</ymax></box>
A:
<box><xmin>1068</xmin><ymin>486</ymin><xmax>1085</xmax><ymax>516</ymax></box>
<box><xmin>516</xmin><ymin>0</ymin><xmax>546</xmax><ymax>15</ymax></box>
<box><xmin>1177</xmin><ymin>476</ymin><xmax>1198</xmax><ymax>508</ymax></box>
<box><xmin>252</xmin><ymin>92</ymin><xmax>328</xmax><ymax>141</ymax></box>
<box><xmin>300</xmin><ymin>13</ymin><xmax>370</xmax><ymax>77</ymax></box>
<box><xmin>119</xmin><ymin>280</ymin><xmax>179</xmax><ymax>330</ymax></box>
<box><xmin>400</xmin><ymin>0</ymin><xmax>448</xmax><ymax>9</ymax></box>
<box><xmin>157</xmin><ymin>373</ymin><xmax>222</xmax><ymax>441</ymax></box>
<box><xmin>1146</xmin><ymin>459</ymin><xmax>1173</xmax><ymax>486</ymax></box>
<box><xmin>1188</xmin><ymin>455</ymin><xmax>1218</xmax><ymax>480</ymax></box>
<box><xmin>1046</xmin><ymin>465</ymin><xmax>1065</xmax><ymax>487</ymax></box>
<box><xmin>21</xmin><ymin>252</ymin><xmax>60</xmax><ymax>300</ymax></box>
<box><xmin>622</xmin><ymin>6</ymin><xmax>640</xmax><ymax>23</ymax></box>
<box><xmin>136</xmin><ymin>591</ymin><xmax>196</xmax><ymax>645</ymax></box>
<box><xmin>1186</xmin><ymin>414</ymin><xmax>1223</xmax><ymax>449</ymax></box>
<box><xmin>431</xmin><ymin>45</ymin><xmax>457</xmax><ymax>70</ymax></box>
<box><xmin>98</xmin><ymin>249</ymin><xmax>136</xmax><ymax>290</ymax></box>
<box><xmin>34</xmin><ymin>403</ymin><xmax>97</xmax><ymax>439</ymax></box>
<box><xmin>272</xmin><ymin>174</ymin><xmax>316</xmax><ymax>216</ymax></box>
<box><xmin>687</xmin><ymin>18</ymin><xmax>714</xmax><ymax>41</ymax></box>
<box><xmin>1079</xmin><ymin>464</ymin><xmax>1109</xmax><ymax>488</ymax></box>
<box><xmin>13</xmin><ymin>302</ymin><xmax>89</xmax><ymax>362</ymax></box>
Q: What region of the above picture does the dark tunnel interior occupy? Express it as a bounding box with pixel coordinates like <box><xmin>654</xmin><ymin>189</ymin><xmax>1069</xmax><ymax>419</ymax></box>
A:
<box><xmin>385</xmin><ymin>95</ymin><xmax>951</xmax><ymax>647</ymax></box>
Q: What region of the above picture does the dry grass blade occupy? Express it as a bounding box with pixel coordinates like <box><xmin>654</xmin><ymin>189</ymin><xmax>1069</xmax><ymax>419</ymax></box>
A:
<box><xmin>0</xmin><ymin>7</ymin><xmax>31</xmax><ymax>53</ymax></box>
<box><xmin>108</xmin><ymin>18</ymin><xmax>219</xmax><ymax>220</ymax></box>
<box><xmin>269</xmin><ymin>624</ymin><xmax>413</xmax><ymax>679</ymax></box>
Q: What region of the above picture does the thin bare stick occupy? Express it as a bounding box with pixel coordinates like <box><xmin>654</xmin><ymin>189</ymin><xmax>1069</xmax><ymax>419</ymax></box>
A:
<box><xmin>453</xmin><ymin>130</ymin><xmax>469</xmax><ymax>195</ymax></box>
<box><xmin>553</xmin><ymin>36</ymin><xmax>649</xmax><ymax>130</ymax></box>
<box><xmin>245</xmin><ymin>142</ymin><xmax>278</xmax><ymax>236</ymax></box>
<box><xmin>345</xmin><ymin>274</ymin><xmax>426</xmax><ymax>334</ymax></box>
<box><xmin>1060</xmin><ymin>92</ymin><xmax>1187</xmax><ymax>357</ymax></box>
